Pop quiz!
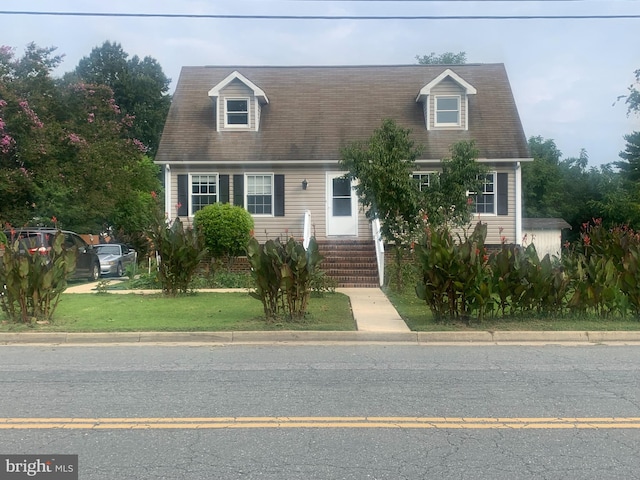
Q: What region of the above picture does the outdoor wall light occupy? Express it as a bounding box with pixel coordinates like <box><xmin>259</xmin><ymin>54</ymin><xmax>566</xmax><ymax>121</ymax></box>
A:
<box><xmin>302</xmin><ymin>179</ymin><xmax>308</xmax><ymax>190</ymax></box>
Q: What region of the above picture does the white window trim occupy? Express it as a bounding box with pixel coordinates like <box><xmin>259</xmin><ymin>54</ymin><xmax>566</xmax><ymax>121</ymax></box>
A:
<box><xmin>245</xmin><ymin>173</ymin><xmax>274</xmax><ymax>217</ymax></box>
<box><xmin>224</xmin><ymin>97</ymin><xmax>250</xmax><ymax>128</ymax></box>
<box><xmin>189</xmin><ymin>172</ymin><xmax>219</xmax><ymax>216</ymax></box>
<box><xmin>474</xmin><ymin>171</ymin><xmax>497</xmax><ymax>216</ymax></box>
<box><xmin>434</xmin><ymin>95</ymin><xmax>462</xmax><ymax>127</ymax></box>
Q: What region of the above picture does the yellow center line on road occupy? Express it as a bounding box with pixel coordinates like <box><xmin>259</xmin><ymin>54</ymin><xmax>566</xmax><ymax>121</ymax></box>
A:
<box><xmin>1</xmin><ymin>417</ymin><xmax>640</xmax><ymax>429</ymax></box>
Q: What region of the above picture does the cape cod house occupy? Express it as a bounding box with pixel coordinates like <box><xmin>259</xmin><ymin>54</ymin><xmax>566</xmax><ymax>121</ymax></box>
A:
<box><xmin>155</xmin><ymin>64</ymin><xmax>531</xmax><ymax>286</ymax></box>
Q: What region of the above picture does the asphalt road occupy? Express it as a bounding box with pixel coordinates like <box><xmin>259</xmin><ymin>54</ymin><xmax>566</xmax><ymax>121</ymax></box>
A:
<box><xmin>1</xmin><ymin>344</ymin><xmax>639</xmax><ymax>479</ymax></box>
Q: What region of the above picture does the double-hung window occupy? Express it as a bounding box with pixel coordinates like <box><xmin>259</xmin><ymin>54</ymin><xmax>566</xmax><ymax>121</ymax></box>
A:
<box><xmin>435</xmin><ymin>96</ymin><xmax>460</xmax><ymax>126</ymax></box>
<box><xmin>246</xmin><ymin>174</ymin><xmax>273</xmax><ymax>215</ymax></box>
<box><xmin>474</xmin><ymin>173</ymin><xmax>496</xmax><ymax>214</ymax></box>
<box><xmin>412</xmin><ymin>173</ymin><xmax>433</xmax><ymax>192</ymax></box>
<box><xmin>191</xmin><ymin>174</ymin><xmax>218</xmax><ymax>214</ymax></box>
<box><xmin>225</xmin><ymin>98</ymin><xmax>249</xmax><ymax>127</ymax></box>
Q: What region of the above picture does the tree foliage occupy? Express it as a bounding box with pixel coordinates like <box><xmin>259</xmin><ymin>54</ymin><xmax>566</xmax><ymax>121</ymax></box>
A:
<box><xmin>625</xmin><ymin>68</ymin><xmax>640</xmax><ymax>117</ymax></box>
<box><xmin>340</xmin><ymin>120</ymin><xmax>485</xmax><ymax>289</ymax></box>
<box><xmin>340</xmin><ymin>118</ymin><xmax>423</xmax><ymax>247</ymax></box>
<box><xmin>521</xmin><ymin>136</ymin><xmax>565</xmax><ymax>218</ymax></box>
<box><xmin>616</xmin><ymin>131</ymin><xmax>640</xmax><ymax>183</ymax></box>
<box><xmin>416</xmin><ymin>51</ymin><xmax>467</xmax><ymax>65</ymax></box>
<box><xmin>0</xmin><ymin>43</ymin><xmax>161</xmax><ymax>234</ymax></box>
<box><xmin>420</xmin><ymin>140</ymin><xmax>485</xmax><ymax>228</ymax></box>
<box><xmin>70</xmin><ymin>41</ymin><xmax>171</xmax><ymax>157</ymax></box>
<box><xmin>522</xmin><ymin>136</ymin><xmax>640</xmax><ymax>236</ymax></box>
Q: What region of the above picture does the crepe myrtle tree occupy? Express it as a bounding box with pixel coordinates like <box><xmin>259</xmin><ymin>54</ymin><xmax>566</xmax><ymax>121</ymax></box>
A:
<box><xmin>0</xmin><ymin>42</ymin><xmax>160</xmax><ymax>233</ymax></box>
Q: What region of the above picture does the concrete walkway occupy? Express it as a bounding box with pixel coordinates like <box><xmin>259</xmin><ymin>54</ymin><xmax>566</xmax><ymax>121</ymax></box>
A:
<box><xmin>338</xmin><ymin>288</ymin><xmax>410</xmax><ymax>333</ymax></box>
<box><xmin>63</xmin><ymin>282</ymin><xmax>410</xmax><ymax>333</ymax></box>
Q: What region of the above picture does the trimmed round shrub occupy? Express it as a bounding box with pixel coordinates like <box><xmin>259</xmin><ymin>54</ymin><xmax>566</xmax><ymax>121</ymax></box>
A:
<box><xmin>193</xmin><ymin>203</ymin><xmax>254</xmax><ymax>259</ymax></box>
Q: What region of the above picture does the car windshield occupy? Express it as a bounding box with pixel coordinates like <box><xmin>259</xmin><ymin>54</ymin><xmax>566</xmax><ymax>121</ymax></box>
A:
<box><xmin>95</xmin><ymin>245</ymin><xmax>120</xmax><ymax>255</ymax></box>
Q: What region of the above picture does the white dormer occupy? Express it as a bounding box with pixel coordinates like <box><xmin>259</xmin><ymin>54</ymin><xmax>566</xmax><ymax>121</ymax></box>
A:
<box><xmin>416</xmin><ymin>69</ymin><xmax>476</xmax><ymax>131</ymax></box>
<box><xmin>208</xmin><ymin>71</ymin><xmax>269</xmax><ymax>132</ymax></box>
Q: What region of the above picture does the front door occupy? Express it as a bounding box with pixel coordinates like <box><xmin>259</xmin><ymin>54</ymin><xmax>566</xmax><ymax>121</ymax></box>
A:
<box><xmin>326</xmin><ymin>172</ymin><xmax>358</xmax><ymax>236</ymax></box>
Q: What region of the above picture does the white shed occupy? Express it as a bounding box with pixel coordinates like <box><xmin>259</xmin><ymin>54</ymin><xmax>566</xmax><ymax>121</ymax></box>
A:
<box><xmin>522</xmin><ymin>218</ymin><xmax>571</xmax><ymax>259</ymax></box>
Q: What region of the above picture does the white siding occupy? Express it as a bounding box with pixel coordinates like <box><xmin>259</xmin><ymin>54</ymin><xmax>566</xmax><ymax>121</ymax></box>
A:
<box><xmin>429</xmin><ymin>78</ymin><xmax>467</xmax><ymax>130</ymax></box>
<box><xmin>170</xmin><ymin>165</ymin><xmax>516</xmax><ymax>245</ymax></box>
<box><xmin>413</xmin><ymin>166</ymin><xmax>517</xmax><ymax>245</ymax></box>
<box><xmin>522</xmin><ymin>229</ymin><xmax>564</xmax><ymax>259</ymax></box>
<box><xmin>169</xmin><ymin>167</ymin><xmax>371</xmax><ymax>244</ymax></box>
<box><xmin>218</xmin><ymin>79</ymin><xmax>257</xmax><ymax>131</ymax></box>
<box><xmin>471</xmin><ymin>170</ymin><xmax>516</xmax><ymax>245</ymax></box>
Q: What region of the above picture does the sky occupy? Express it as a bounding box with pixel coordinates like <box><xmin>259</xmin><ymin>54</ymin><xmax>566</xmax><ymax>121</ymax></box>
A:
<box><xmin>2</xmin><ymin>0</ymin><xmax>639</xmax><ymax>166</ymax></box>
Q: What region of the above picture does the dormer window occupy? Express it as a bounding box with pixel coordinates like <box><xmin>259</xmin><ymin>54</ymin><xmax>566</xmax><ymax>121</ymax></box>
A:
<box><xmin>416</xmin><ymin>69</ymin><xmax>476</xmax><ymax>131</ymax></box>
<box><xmin>435</xmin><ymin>96</ymin><xmax>461</xmax><ymax>126</ymax></box>
<box><xmin>209</xmin><ymin>71</ymin><xmax>269</xmax><ymax>132</ymax></box>
<box><xmin>226</xmin><ymin>98</ymin><xmax>249</xmax><ymax>127</ymax></box>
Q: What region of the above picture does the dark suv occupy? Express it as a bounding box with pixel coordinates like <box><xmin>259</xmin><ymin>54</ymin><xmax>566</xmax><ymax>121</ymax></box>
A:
<box><xmin>2</xmin><ymin>228</ymin><xmax>101</xmax><ymax>281</ymax></box>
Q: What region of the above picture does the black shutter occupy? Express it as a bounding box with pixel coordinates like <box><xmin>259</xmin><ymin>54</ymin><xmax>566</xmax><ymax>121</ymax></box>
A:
<box><xmin>177</xmin><ymin>174</ymin><xmax>188</xmax><ymax>216</ymax></box>
<box><xmin>219</xmin><ymin>175</ymin><xmax>229</xmax><ymax>203</ymax></box>
<box><xmin>497</xmin><ymin>172</ymin><xmax>508</xmax><ymax>216</ymax></box>
<box><xmin>233</xmin><ymin>174</ymin><xmax>244</xmax><ymax>207</ymax></box>
<box><xmin>274</xmin><ymin>174</ymin><xmax>285</xmax><ymax>217</ymax></box>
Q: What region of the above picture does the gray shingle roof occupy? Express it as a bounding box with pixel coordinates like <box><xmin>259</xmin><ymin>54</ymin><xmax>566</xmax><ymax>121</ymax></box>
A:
<box><xmin>156</xmin><ymin>64</ymin><xmax>530</xmax><ymax>165</ymax></box>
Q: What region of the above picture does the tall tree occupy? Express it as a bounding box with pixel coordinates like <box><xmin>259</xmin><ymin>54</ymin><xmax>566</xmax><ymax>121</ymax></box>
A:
<box><xmin>521</xmin><ymin>136</ymin><xmax>564</xmax><ymax>218</ymax></box>
<box><xmin>416</xmin><ymin>51</ymin><xmax>467</xmax><ymax>65</ymax></box>
<box><xmin>71</xmin><ymin>41</ymin><xmax>171</xmax><ymax>157</ymax></box>
<box><xmin>0</xmin><ymin>43</ymin><xmax>64</xmax><ymax>224</ymax></box>
<box><xmin>616</xmin><ymin>131</ymin><xmax>640</xmax><ymax>183</ymax></box>
<box><xmin>520</xmin><ymin>135</ymin><xmax>636</xmax><ymax>235</ymax></box>
<box><xmin>340</xmin><ymin>119</ymin><xmax>423</xmax><ymax>248</ymax></box>
<box><xmin>0</xmin><ymin>43</ymin><xmax>160</xmax><ymax>233</ymax></box>
<box><xmin>340</xmin><ymin>119</ymin><xmax>484</xmax><ymax>288</ymax></box>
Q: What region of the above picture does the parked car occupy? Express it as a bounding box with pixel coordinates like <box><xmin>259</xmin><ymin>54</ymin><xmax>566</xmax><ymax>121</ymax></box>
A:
<box><xmin>2</xmin><ymin>228</ymin><xmax>101</xmax><ymax>281</ymax></box>
<box><xmin>94</xmin><ymin>243</ymin><xmax>137</xmax><ymax>277</ymax></box>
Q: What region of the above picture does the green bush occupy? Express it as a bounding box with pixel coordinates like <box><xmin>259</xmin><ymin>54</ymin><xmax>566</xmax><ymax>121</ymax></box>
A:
<box><xmin>194</xmin><ymin>203</ymin><xmax>254</xmax><ymax>261</ymax></box>
<box><xmin>0</xmin><ymin>230</ymin><xmax>76</xmax><ymax>323</ymax></box>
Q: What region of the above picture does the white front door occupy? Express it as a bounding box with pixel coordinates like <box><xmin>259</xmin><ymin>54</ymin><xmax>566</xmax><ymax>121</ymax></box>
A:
<box><xmin>326</xmin><ymin>172</ymin><xmax>358</xmax><ymax>236</ymax></box>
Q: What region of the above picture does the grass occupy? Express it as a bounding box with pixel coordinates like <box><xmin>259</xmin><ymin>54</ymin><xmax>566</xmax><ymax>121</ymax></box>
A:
<box><xmin>0</xmin><ymin>292</ymin><xmax>356</xmax><ymax>332</ymax></box>
<box><xmin>384</xmin><ymin>287</ymin><xmax>640</xmax><ymax>331</ymax></box>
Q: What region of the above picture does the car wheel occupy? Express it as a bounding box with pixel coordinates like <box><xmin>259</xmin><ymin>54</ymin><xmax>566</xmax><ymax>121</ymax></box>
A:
<box><xmin>116</xmin><ymin>263</ymin><xmax>124</xmax><ymax>277</ymax></box>
<box><xmin>89</xmin><ymin>262</ymin><xmax>100</xmax><ymax>281</ymax></box>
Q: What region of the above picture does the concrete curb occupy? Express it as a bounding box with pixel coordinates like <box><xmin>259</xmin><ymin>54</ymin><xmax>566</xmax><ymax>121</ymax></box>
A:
<box><xmin>2</xmin><ymin>330</ymin><xmax>640</xmax><ymax>345</ymax></box>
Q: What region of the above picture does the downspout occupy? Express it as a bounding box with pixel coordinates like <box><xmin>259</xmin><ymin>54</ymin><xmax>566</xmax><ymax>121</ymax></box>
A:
<box><xmin>164</xmin><ymin>164</ymin><xmax>171</xmax><ymax>221</ymax></box>
<box><xmin>515</xmin><ymin>162</ymin><xmax>522</xmax><ymax>246</ymax></box>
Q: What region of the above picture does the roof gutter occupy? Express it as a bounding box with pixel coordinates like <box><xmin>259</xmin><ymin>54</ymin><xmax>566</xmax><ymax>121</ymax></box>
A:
<box><xmin>155</xmin><ymin>157</ymin><xmax>535</xmax><ymax>166</ymax></box>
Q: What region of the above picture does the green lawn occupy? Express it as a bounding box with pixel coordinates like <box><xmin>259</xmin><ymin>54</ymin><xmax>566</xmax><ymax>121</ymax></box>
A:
<box><xmin>0</xmin><ymin>292</ymin><xmax>356</xmax><ymax>332</ymax></box>
<box><xmin>384</xmin><ymin>287</ymin><xmax>640</xmax><ymax>331</ymax></box>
